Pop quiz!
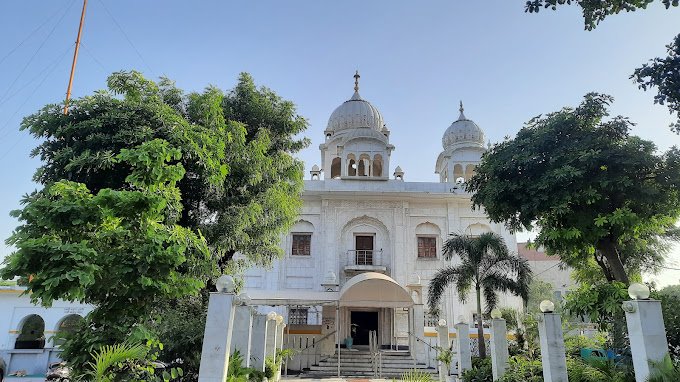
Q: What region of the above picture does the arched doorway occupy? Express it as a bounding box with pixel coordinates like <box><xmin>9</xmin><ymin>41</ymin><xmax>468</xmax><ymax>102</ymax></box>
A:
<box><xmin>15</xmin><ymin>314</ymin><xmax>45</xmax><ymax>349</ymax></box>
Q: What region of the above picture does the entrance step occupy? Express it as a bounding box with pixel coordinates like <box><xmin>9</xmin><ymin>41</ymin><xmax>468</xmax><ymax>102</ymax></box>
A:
<box><xmin>303</xmin><ymin>350</ymin><xmax>437</xmax><ymax>378</ymax></box>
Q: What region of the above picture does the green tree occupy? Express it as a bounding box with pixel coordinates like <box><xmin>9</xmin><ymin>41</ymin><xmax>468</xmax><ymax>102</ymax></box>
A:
<box><xmin>467</xmin><ymin>93</ymin><xmax>680</xmax><ymax>284</ymax></box>
<box><xmin>524</xmin><ymin>0</ymin><xmax>678</xmax><ymax>30</ymax></box>
<box><xmin>428</xmin><ymin>232</ymin><xmax>532</xmax><ymax>358</ymax></box>
<box><xmin>1</xmin><ymin>71</ymin><xmax>309</xmax><ymax>374</ymax></box>
<box><xmin>632</xmin><ymin>33</ymin><xmax>680</xmax><ymax>134</ymax></box>
<box><xmin>1</xmin><ymin>139</ymin><xmax>210</xmax><ymax>371</ymax></box>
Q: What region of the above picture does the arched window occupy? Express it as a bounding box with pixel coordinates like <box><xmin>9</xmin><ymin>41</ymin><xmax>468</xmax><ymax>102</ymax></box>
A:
<box><xmin>53</xmin><ymin>314</ymin><xmax>83</xmax><ymax>347</ymax></box>
<box><xmin>465</xmin><ymin>164</ymin><xmax>476</xmax><ymax>181</ymax></box>
<box><xmin>373</xmin><ymin>154</ymin><xmax>383</xmax><ymax>177</ymax></box>
<box><xmin>453</xmin><ymin>164</ymin><xmax>464</xmax><ymax>182</ymax></box>
<box><xmin>15</xmin><ymin>314</ymin><xmax>45</xmax><ymax>349</ymax></box>
<box><xmin>347</xmin><ymin>154</ymin><xmax>357</xmax><ymax>176</ymax></box>
<box><xmin>358</xmin><ymin>154</ymin><xmax>371</xmax><ymax>176</ymax></box>
<box><xmin>331</xmin><ymin>157</ymin><xmax>341</xmax><ymax>179</ymax></box>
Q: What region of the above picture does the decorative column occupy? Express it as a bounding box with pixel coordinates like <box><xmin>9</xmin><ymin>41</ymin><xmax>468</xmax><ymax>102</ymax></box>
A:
<box><xmin>250</xmin><ymin>314</ymin><xmax>269</xmax><ymax>372</ymax></box>
<box><xmin>455</xmin><ymin>319</ymin><xmax>472</xmax><ymax>376</ymax></box>
<box><xmin>198</xmin><ymin>275</ymin><xmax>237</xmax><ymax>382</ymax></box>
<box><xmin>230</xmin><ymin>304</ymin><xmax>254</xmax><ymax>367</ymax></box>
<box><xmin>436</xmin><ymin>319</ymin><xmax>450</xmax><ymax>382</ymax></box>
<box><xmin>537</xmin><ymin>300</ymin><xmax>568</xmax><ymax>382</ymax></box>
<box><xmin>623</xmin><ymin>283</ymin><xmax>670</xmax><ymax>382</ymax></box>
<box><xmin>489</xmin><ymin>309</ymin><xmax>509</xmax><ymax>381</ymax></box>
<box><xmin>265</xmin><ymin>311</ymin><xmax>278</xmax><ymax>358</ymax></box>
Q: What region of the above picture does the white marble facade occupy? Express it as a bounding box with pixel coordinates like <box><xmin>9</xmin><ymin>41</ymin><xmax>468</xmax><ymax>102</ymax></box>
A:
<box><xmin>242</xmin><ymin>73</ymin><xmax>527</xmax><ymax>352</ymax></box>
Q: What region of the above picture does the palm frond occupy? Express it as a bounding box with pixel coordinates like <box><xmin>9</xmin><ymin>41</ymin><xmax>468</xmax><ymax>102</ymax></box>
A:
<box><xmin>85</xmin><ymin>342</ymin><xmax>148</xmax><ymax>382</ymax></box>
<box><xmin>482</xmin><ymin>286</ymin><xmax>499</xmax><ymax>314</ymax></box>
<box><xmin>442</xmin><ymin>234</ymin><xmax>476</xmax><ymax>262</ymax></box>
<box><xmin>428</xmin><ymin>265</ymin><xmax>463</xmax><ymax>311</ymax></box>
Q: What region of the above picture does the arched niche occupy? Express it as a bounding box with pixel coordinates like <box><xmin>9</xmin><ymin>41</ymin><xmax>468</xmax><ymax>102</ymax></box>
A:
<box><xmin>340</xmin><ymin>215</ymin><xmax>390</xmax><ymax>267</ymax></box>
<box><xmin>347</xmin><ymin>154</ymin><xmax>357</xmax><ymax>176</ymax></box>
<box><xmin>331</xmin><ymin>157</ymin><xmax>341</xmax><ymax>179</ymax></box>
<box><xmin>53</xmin><ymin>314</ymin><xmax>84</xmax><ymax>347</ymax></box>
<box><xmin>453</xmin><ymin>164</ymin><xmax>464</xmax><ymax>181</ymax></box>
<box><xmin>465</xmin><ymin>164</ymin><xmax>476</xmax><ymax>180</ymax></box>
<box><xmin>358</xmin><ymin>154</ymin><xmax>371</xmax><ymax>176</ymax></box>
<box><xmin>15</xmin><ymin>314</ymin><xmax>45</xmax><ymax>349</ymax></box>
<box><xmin>373</xmin><ymin>154</ymin><xmax>383</xmax><ymax>177</ymax></box>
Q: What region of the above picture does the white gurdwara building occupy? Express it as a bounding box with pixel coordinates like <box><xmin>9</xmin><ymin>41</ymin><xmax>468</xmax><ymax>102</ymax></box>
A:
<box><xmin>241</xmin><ymin>73</ymin><xmax>526</xmax><ymax>366</ymax></box>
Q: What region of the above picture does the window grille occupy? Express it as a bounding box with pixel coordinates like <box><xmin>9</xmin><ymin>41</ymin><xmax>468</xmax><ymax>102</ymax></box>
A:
<box><xmin>417</xmin><ymin>237</ymin><xmax>437</xmax><ymax>258</ymax></box>
<box><xmin>292</xmin><ymin>234</ymin><xmax>311</xmax><ymax>256</ymax></box>
<box><xmin>289</xmin><ymin>308</ymin><xmax>308</xmax><ymax>325</ymax></box>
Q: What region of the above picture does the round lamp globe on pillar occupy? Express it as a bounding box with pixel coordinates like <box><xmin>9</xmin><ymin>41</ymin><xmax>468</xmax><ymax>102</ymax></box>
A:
<box><xmin>267</xmin><ymin>311</ymin><xmax>277</xmax><ymax>321</ymax></box>
<box><xmin>628</xmin><ymin>283</ymin><xmax>650</xmax><ymax>300</ymax></box>
<box><xmin>539</xmin><ymin>300</ymin><xmax>555</xmax><ymax>313</ymax></box>
<box><xmin>275</xmin><ymin>314</ymin><xmax>284</xmax><ymax>325</ymax></box>
<box><xmin>215</xmin><ymin>275</ymin><xmax>235</xmax><ymax>294</ymax></box>
<box><xmin>490</xmin><ymin>309</ymin><xmax>502</xmax><ymax>319</ymax></box>
<box><xmin>237</xmin><ymin>292</ymin><xmax>251</xmax><ymax>306</ymax></box>
<box><xmin>437</xmin><ymin>319</ymin><xmax>447</xmax><ymax>327</ymax></box>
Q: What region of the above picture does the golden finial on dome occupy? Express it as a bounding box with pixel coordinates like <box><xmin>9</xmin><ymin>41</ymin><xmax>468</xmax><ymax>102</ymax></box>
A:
<box><xmin>354</xmin><ymin>70</ymin><xmax>360</xmax><ymax>92</ymax></box>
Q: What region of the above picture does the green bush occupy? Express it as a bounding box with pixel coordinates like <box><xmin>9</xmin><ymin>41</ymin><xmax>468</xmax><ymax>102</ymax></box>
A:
<box><xmin>498</xmin><ymin>356</ymin><xmax>542</xmax><ymax>382</ymax></box>
<box><xmin>646</xmin><ymin>354</ymin><xmax>680</xmax><ymax>382</ymax></box>
<box><xmin>461</xmin><ymin>357</ymin><xmax>492</xmax><ymax>382</ymax></box>
<box><xmin>400</xmin><ymin>369</ymin><xmax>434</xmax><ymax>382</ymax></box>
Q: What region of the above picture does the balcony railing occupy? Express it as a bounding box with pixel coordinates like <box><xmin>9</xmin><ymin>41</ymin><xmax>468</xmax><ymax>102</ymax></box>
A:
<box><xmin>347</xmin><ymin>249</ymin><xmax>382</xmax><ymax>266</ymax></box>
<box><xmin>344</xmin><ymin>249</ymin><xmax>387</xmax><ymax>274</ymax></box>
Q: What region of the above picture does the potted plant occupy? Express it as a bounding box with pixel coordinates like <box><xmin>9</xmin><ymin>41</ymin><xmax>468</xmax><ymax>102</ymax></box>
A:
<box><xmin>345</xmin><ymin>323</ymin><xmax>358</xmax><ymax>350</ymax></box>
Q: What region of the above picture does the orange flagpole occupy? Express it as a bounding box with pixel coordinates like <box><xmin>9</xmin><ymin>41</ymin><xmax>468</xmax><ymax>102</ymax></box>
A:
<box><xmin>63</xmin><ymin>0</ymin><xmax>88</xmax><ymax>115</ymax></box>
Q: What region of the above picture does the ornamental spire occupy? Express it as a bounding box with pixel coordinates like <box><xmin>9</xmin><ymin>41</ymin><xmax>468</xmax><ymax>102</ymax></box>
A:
<box><xmin>458</xmin><ymin>100</ymin><xmax>466</xmax><ymax>120</ymax></box>
<box><xmin>354</xmin><ymin>70</ymin><xmax>360</xmax><ymax>93</ymax></box>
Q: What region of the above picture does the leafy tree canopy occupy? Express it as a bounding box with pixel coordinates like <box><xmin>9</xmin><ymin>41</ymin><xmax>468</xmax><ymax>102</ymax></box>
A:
<box><xmin>467</xmin><ymin>93</ymin><xmax>680</xmax><ymax>284</ymax></box>
<box><xmin>22</xmin><ymin>70</ymin><xmax>308</xmax><ymax>267</ymax></box>
<box><xmin>632</xmin><ymin>33</ymin><xmax>680</xmax><ymax>134</ymax></box>
<box><xmin>524</xmin><ymin>0</ymin><xmax>678</xmax><ymax>30</ymax></box>
<box><xmin>1</xmin><ymin>71</ymin><xmax>309</xmax><ymax>373</ymax></box>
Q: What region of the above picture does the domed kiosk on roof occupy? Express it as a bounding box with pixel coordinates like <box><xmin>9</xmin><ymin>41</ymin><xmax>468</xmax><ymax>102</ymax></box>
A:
<box><xmin>435</xmin><ymin>102</ymin><xmax>487</xmax><ymax>184</ymax></box>
<box><xmin>319</xmin><ymin>71</ymin><xmax>394</xmax><ymax>180</ymax></box>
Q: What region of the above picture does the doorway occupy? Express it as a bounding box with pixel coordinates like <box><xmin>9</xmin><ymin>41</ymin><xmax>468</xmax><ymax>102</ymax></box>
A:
<box><xmin>355</xmin><ymin>235</ymin><xmax>374</xmax><ymax>265</ymax></box>
<box><xmin>351</xmin><ymin>311</ymin><xmax>378</xmax><ymax>346</ymax></box>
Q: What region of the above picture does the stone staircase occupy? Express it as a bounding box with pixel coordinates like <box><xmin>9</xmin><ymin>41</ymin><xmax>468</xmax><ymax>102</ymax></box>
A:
<box><xmin>304</xmin><ymin>349</ymin><xmax>437</xmax><ymax>378</ymax></box>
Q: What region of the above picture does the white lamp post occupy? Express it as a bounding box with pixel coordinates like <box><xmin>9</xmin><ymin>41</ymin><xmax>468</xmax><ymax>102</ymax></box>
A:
<box><xmin>537</xmin><ymin>300</ymin><xmax>568</xmax><ymax>382</ymax></box>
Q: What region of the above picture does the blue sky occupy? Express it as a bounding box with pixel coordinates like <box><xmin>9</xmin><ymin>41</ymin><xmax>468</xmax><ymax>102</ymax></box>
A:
<box><xmin>1</xmin><ymin>1</ymin><xmax>679</xmax><ymax>284</ymax></box>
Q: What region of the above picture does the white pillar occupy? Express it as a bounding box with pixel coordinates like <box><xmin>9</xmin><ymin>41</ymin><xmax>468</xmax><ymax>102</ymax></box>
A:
<box><xmin>250</xmin><ymin>315</ymin><xmax>269</xmax><ymax>372</ymax></box>
<box><xmin>537</xmin><ymin>313</ymin><xmax>568</xmax><ymax>382</ymax></box>
<box><xmin>265</xmin><ymin>317</ymin><xmax>278</xmax><ymax>358</ymax></box>
<box><xmin>455</xmin><ymin>322</ymin><xmax>472</xmax><ymax>376</ymax></box>
<box><xmin>412</xmin><ymin>304</ymin><xmax>426</xmax><ymax>364</ymax></box>
<box><xmin>623</xmin><ymin>299</ymin><xmax>670</xmax><ymax>382</ymax></box>
<box><xmin>198</xmin><ymin>293</ymin><xmax>236</xmax><ymax>382</ymax></box>
<box><xmin>436</xmin><ymin>321</ymin><xmax>450</xmax><ymax>382</ymax></box>
<box><xmin>490</xmin><ymin>318</ymin><xmax>509</xmax><ymax>381</ymax></box>
<box><xmin>276</xmin><ymin>323</ymin><xmax>285</xmax><ymax>351</ymax></box>
<box><xmin>230</xmin><ymin>306</ymin><xmax>254</xmax><ymax>367</ymax></box>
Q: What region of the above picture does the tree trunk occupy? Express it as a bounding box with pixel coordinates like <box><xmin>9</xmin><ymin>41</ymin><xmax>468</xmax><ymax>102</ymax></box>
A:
<box><xmin>475</xmin><ymin>287</ymin><xmax>487</xmax><ymax>358</ymax></box>
<box><xmin>596</xmin><ymin>239</ymin><xmax>630</xmax><ymax>284</ymax></box>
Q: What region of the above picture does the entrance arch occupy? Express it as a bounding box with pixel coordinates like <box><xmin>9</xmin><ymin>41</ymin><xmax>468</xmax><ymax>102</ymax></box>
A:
<box><xmin>339</xmin><ymin>272</ymin><xmax>413</xmax><ymax>308</ymax></box>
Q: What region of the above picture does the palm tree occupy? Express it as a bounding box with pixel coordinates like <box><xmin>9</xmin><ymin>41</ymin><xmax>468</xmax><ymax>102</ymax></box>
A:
<box><xmin>427</xmin><ymin>232</ymin><xmax>532</xmax><ymax>358</ymax></box>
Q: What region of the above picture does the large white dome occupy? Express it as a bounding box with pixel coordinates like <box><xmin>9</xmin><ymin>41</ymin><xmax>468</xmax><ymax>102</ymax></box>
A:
<box><xmin>327</xmin><ymin>91</ymin><xmax>385</xmax><ymax>132</ymax></box>
<box><xmin>442</xmin><ymin>103</ymin><xmax>485</xmax><ymax>149</ymax></box>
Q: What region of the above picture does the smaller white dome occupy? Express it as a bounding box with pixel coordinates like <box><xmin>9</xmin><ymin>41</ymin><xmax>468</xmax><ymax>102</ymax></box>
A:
<box><xmin>311</xmin><ymin>164</ymin><xmax>320</xmax><ymax>171</ymax></box>
<box><xmin>442</xmin><ymin>102</ymin><xmax>485</xmax><ymax>150</ymax></box>
<box><xmin>327</xmin><ymin>91</ymin><xmax>385</xmax><ymax>132</ymax></box>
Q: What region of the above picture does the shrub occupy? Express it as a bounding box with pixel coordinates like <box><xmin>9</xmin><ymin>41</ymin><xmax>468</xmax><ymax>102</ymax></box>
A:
<box><xmin>498</xmin><ymin>356</ymin><xmax>542</xmax><ymax>382</ymax></box>
<box><xmin>461</xmin><ymin>357</ymin><xmax>492</xmax><ymax>382</ymax></box>
<box><xmin>400</xmin><ymin>369</ymin><xmax>434</xmax><ymax>382</ymax></box>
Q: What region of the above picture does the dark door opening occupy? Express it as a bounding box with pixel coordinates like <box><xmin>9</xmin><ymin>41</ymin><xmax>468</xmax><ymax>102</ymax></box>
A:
<box><xmin>351</xmin><ymin>311</ymin><xmax>378</xmax><ymax>346</ymax></box>
<box><xmin>355</xmin><ymin>235</ymin><xmax>374</xmax><ymax>265</ymax></box>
